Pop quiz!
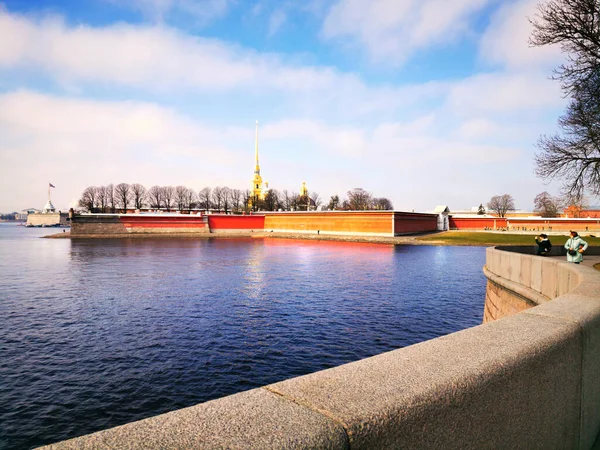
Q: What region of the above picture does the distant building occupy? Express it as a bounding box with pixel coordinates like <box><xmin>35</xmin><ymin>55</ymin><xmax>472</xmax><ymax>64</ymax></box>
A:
<box><xmin>25</xmin><ymin>186</ymin><xmax>68</xmax><ymax>227</ymax></box>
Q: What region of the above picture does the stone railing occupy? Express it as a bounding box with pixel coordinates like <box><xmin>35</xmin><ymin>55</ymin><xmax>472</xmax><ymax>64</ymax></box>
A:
<box><xmin>45</xmin><ymin>247</ymin><xmax>600</xmax><ymax>449</ymax></box>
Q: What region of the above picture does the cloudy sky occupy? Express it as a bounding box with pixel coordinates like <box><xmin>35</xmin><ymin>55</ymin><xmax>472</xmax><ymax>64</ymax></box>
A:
<box><xmin>0</xmin><ymin>0</ymin><xmax>572</xmax><ymax>213</ymax></box>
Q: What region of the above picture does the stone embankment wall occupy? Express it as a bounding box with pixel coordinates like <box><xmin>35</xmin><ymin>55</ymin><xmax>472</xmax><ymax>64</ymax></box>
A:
<box><xmin>484</xmin><ymin>245</ymin><xmax>600</xmax><ymax>322</ymax></box>
<box><xmin>69</xmin><ymin>215</ymin><xmax>128</xmax><ymax>235</ymax></box>
<box><xmin>45</xmin><ymin>246</ymin><xmax>600</xmax><ymax>449</ymax></box>
<box><xmin>26</xmin><ymin>212</ymin><xmax>68</xmax><ymax>227</ymax></box>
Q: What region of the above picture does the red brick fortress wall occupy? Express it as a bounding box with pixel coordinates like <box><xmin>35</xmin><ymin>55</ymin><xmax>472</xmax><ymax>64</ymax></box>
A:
<box><xmin>264</xmin><ymin>211</ymin><xmax>394</xmax><ymax>236</ymax></box>
<box><xmin>393</xmin><ymin>212</ymin><xmax>438</xmax><ymax>235</ymax></box>
<box><xmin>208</xmin><ymin>214</ymin><xmax>265</xmax><ymax>231</ymax></box>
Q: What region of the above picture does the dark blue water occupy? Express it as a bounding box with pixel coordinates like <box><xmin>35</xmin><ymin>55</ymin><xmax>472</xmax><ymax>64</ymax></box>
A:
<box><xmin>0</xmin><ymin>223</ymin><xmax>486</xmax><ymax>449</ymax></box>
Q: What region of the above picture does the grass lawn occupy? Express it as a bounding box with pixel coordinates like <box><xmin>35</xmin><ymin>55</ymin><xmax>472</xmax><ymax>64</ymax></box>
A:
<box><xmin>416</xmin><ymin>231</ymin><xmax>600</xmax><ymax>246</ymax></box>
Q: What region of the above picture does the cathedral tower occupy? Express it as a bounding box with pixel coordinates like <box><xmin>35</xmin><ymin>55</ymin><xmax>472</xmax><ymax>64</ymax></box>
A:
<box><xmin>251</xmin><ymin>120</ymin><xmax>264</xmax><ymax>200</ymax></box>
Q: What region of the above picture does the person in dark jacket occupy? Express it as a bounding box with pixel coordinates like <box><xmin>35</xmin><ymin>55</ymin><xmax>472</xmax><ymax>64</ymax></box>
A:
<box><xmin>534</xmin><ymin>233</ymin><xmax>552</xmax><ymax>256</ymax></box>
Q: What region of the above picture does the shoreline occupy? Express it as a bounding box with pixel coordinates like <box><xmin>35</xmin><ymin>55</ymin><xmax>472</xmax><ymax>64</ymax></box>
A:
<box><xmin>43</xmin><ymin>230</ymin><xmax>441</xmax><ymax>245</ymax></box>
<box><xmin>43</xmin><ymin>230</ymin><xmax>600</xmax><ymax>248</ymax></box>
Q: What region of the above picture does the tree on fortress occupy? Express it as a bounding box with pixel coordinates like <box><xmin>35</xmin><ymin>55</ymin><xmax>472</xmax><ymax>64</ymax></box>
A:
<box><xmin>487</xmin><ymin>194</ymin><xmax>515</xmax><ymax>218</ymax></box>
<box><xmin>346</xmin><ymin>188</ymin><xmax>372</xmax><ymax>210</ymax></box>
<box><xmin>78</xmin><ymin>186</ymin><xmax>97</xmax><ymax>212</ymax></box>
<box><xmin>373</xmin><ymin>197</ymin><xmax>394</xmax><ymax>210</ymax></box>
<box><xmin>533</xmin><ymin>191</ymin><xmax>563</xmax><ymax>217</ymax></box>
<box><xmin>531</xmin><ymin>0</ymin><xmax>600</xmax><ymax>201</ymax></box>
<box><xmin>148</xmin><ymin>185</ymin><xmax>163</xmax><ymax>209</ymax></box>
<box><xmin>115</xmin><ymin>183</ymin><xmax>131</xmax><ymax>213</ymax></box>
<box><xmin>263</xmin><ymin>189</ymin><xmax>281</xmax><ymax>211</ymax></box>
<box><xmin>199</xmin><ymin>187</ymin><xmax>212</xmax><ymax>212</ymax></box>
<box><xmin>131</xmin><ymin>183</ymin><xmax>146</xmax><ymax>210</ymax></box>
<box><xmin>327</xmin><ymin>195</ymin><xmax>340</xmax><ymax>210</ymax></box>
<box><xmin>478</xmin><ymin>204</ymin><xmax>486</xmax><ymax>215</ymax></box>
<box><xmin>310</xmin><ymin>192</ymin><xmax>323</xmax><ymax>210</ymax></box>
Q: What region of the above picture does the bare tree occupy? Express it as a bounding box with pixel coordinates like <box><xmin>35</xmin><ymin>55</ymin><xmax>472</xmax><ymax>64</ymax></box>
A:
<box><xmin>148</xmin><ymin>185</ymin><xmax>163</xmax><ymax>209</ymax></box>
<box><xmin>212</xmin><ymin>186</ymin><xmax>224</xmax><ymax>212</ymax></box>
<box><xmin>282</xmin><ymin>190</ymin><xmax>293</xmax><ymax>211</ymax></box>
<box><xmin>530</xmin><ymin>0</ymin><xmax>600</xmax><ymax>96</ymax></box>
<box><xmin>175</xmin><ymin>186</ymin><xmax>188</xmax><ymax>211</ymax></box>
<box><xmin>97</xmin><ymin>185</ymin><xmax>109</xmax><ymax>212</ymax></box>
<box><xmin>347</xmin><ymin>188</ymin><xmax>372</xmax><ymax>210</ymax></box>
<box><xmin>327</xmin><ymin>195</ymin><xmax>340</xmax><ymax>210</ymax></box>
<box><xmin>533</xmin><ymin>191</ymin><xmax>563</xmax><ymax>217</ymax></box>
<box><xmin>199</xmin><ymin>187</ymin><xmax>212</xmax><ymax>212</ymax></box>
<box><xmin>263</xmin><ymin>189</ymin><xmax>281</xmax><ymax>211</ymax></box>
<box><xmin>230</xmin><ymin>189</ymin><xmax>241</xmax><ymax>213</ymax></box>
<box><xmin>535</xmin><ymin>95</ymin><xmax>600</xmax><ymax>200</ymax></box>
<box><xmin>222</xmin><ymin>187</ymin><xmax>231</xmax><ymax>214</ymax></box>
<box><xmin>115</xmin><ymin>183</ymin><xmax>131</xmax><ymax>213</ymax></box>
<box><xmin>290</xmin><ymin>191</ymin><xmax>300</xmax><ymax>210</ymax></box>
<box><xmin>131</xmin><ymin>183</ymin><xmax>146</xmax><ymax>210</ymax></box>
<box><xmin>310</xmin><ymin>192</ymin><xmax>322</xmax><ymax>210</ymax></box>
<box><xmin>162</xmin><ymin>186</ymin><xmax>175</xmax><ymax>211</ymax></box>
<box><xmin>487</xmin><ymin>194</ymin><xmax>515</xmax><ymax>218</ymax></box>
<box><xmin>184</xmin><ymin>187</ymin><xmax>197</xmax><ymax>211</ymax></box>
<box><xmin>530</xmin><ymin>0</ymin><xmax>600</xmax><ymax>200</ymax></box>
<box><xmin>373</xmin><ymin>197</ymin><xmax>394</xmax><ymax>210</ymax></box>
<box><xmin>106</xmin><ymin>184</ymin><xmax>116</xmax><ymax>213</ymax></box>
<box><xmin>78</xmin><ymin>186</ymin><xmax>97</xmax><ymax>212</ymax></box>
<box><xmin>242</xmin><ymin>189</ymin><xmax>251</xmax><ymax>212</ymax></box>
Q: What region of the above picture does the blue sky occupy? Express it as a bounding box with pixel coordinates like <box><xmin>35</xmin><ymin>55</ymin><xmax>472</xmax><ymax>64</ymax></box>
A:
<box><xmin>0</xmin><ymin>0</ymin><xmax>575</xmax><ymax>212</ymax></box>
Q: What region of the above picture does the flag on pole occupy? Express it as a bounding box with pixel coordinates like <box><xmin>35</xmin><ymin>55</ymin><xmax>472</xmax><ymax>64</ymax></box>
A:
<box><xmin>49</xmin><ymin>183</ymin><xmax>55</xmax><ymax>188</ymax></box>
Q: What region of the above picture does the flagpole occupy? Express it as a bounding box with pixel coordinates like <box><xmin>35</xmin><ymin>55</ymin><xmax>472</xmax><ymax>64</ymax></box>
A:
<box><xmin>48</xmin><ymin>183</ymin><xmax>50</xmax><ymax>202</ymax></box>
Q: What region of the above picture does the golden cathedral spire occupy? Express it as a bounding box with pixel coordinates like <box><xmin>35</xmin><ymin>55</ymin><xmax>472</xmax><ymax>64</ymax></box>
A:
<box><xmin>251</xmin><ymin>120</ymin><xmax>264</xmax><ymax>201</ymax></box>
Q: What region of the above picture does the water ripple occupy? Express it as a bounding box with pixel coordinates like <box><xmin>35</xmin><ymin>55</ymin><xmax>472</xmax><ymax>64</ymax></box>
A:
<box><xmin>0</xmin><ymin>224</ymin><xmax>485</xmax><ymax>449</ymax></box>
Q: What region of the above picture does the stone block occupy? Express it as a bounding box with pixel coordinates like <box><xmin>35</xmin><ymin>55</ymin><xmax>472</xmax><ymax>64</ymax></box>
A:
<box><xmin>540</xmin><ymin>259</ymin><xmax>559</xmax><ymax>299</ymax></box>
<box><xmin>556</xmin><ymin>263</ymin><xmax>574</xmax><ymax>297</ymax></box>
<box><xmin>524</xmin><ymin>295</ymin><xmax>600</xmax><ymax>450</ymax></box>
<box><xmin>519</xmin><ymin>254</ymin><xmax>532</xmax><ymax>288</ymax></box>
<box><xmin>268</xmin><ymin>314</ymin><xmax>582</xmax><ymax>450</ymax></box>
<box><xmin>507</xmin><ymin>252</ymin><xmax>522</xmax><ymax>284</ymax></box>
<box><xmin>498</xmin><ymin>251</ymin><xmax>511</xmax><ymax>280</ymax></box>
<box><xmin>43</xmin><ymin>388</ymin><xmax>348</xmax><ymax>450</ymax></box>
<box><xmin>531</xmin><ymin>257</ymin><xmax>543</xmax><ymax>294</ymax></box>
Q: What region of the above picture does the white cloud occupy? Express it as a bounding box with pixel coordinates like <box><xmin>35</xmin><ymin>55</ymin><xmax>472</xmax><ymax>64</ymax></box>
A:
<box><xmin>268</xmin><ymin>9</ymin><xmax>287</xmax><ymax>37</ymax></box>
<box><xmin>478</xmin><ymin>0</ymin><xmax>563</xmax><ymax>70</ymax></box>
<box><xmin>322</xmin><ymin>0</ymin><xmax>491</xmax><ymax>64</ymax></box>
<box><xmin>109</xmin><ymin>0</ymin><xmax>231</xmax><ymax>25</ymax></box>
<box><xmin>0</xmin><ymin>90</ymin><xmax>551</xmax><ymax>213</ymax></box>
<box><xmin>0</xmin><ymin>9</ymin><xmax>336</xmax><ymax>92</ymax></box>
<box><xmin>0</xmin><ymin>90</ymin><xmax>245</xmax><ymax>211</ymax></box>
<box><xmin>445</xmin><ymin>72</ymin><xmax>564</xmax><ymax>115</ymax></box>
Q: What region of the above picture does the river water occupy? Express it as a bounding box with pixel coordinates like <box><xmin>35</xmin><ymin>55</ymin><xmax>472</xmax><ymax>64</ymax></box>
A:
<box><xmin>0</xmin><ymin>223</ymin><xmax>486</xmax><ymax>449</ymax></box>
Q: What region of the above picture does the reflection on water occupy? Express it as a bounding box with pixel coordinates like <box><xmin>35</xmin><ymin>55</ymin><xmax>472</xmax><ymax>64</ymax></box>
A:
<box><xmin>0</xmin><ymin>224</ymin><xmax>486</xmax><ymax>449</ymax></box>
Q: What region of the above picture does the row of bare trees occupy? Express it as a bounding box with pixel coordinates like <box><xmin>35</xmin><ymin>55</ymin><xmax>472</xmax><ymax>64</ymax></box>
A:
<box><xmin>485</xmin><ymin>191</ymin><xmax>589</xmax><ymax>218</ymax></box>
<box><xmin>78</xmin><ymin>184</ymin><xmax>394</xmax><ymax>213</ymax></box>
<box><xmin>327</xmin><ymin>188</ymin><xmax>393</xmax><ymax>211</ymax></box>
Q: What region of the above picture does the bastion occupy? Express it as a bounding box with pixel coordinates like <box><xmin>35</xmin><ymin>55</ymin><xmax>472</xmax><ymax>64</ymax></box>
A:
<box><xmin>44</xmin><ymin>246</ymin><xmax>600</xmax><ymax>449</ymax></box>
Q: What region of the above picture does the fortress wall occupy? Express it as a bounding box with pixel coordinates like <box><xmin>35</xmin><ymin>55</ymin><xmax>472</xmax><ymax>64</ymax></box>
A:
<box><xmin>121</xmin><ymin>215</ymin><xmax>209</xmax><ymax>234</ymax></box>
<box><xmin>207</xmin><ymin>214</ymin><xmax>265</xmax><ymax>231</ymax></box>
<box><xmin>70</xmin><ymin>214</ymin><xmax>210</xmax><ymax>235</ymax></box>
<box><xmin>26</xmin><ymin>212</ymin><xmax>68</xmax><ymax>227</ymax></box>
<box><xmin>393</xmin><ymin>212</ymin><xmax>438</xmax><ymax>235</ymax></box>
<box><xmin>46</xmin><ymin>247</ymin><xmax>600</xmax><ymax>449</ymax></box>
<box><xmin>70</xmin><ymin>215</ymin><xmax>128</xmax><ymax>235</ymax></box>
<box><xmin>449</xmin><ymin>217</ymin><xmax>508</xmax><ymax>230</ymax></box>
<box><xmin>506</xmin><ymin>218</ymin><xmax>600</xmax><ymax>232</ymax></box>
<box><xmin>264</xmin><ymin>211</ymin><xmax>394</xmax><ymax>236</ymax></box>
